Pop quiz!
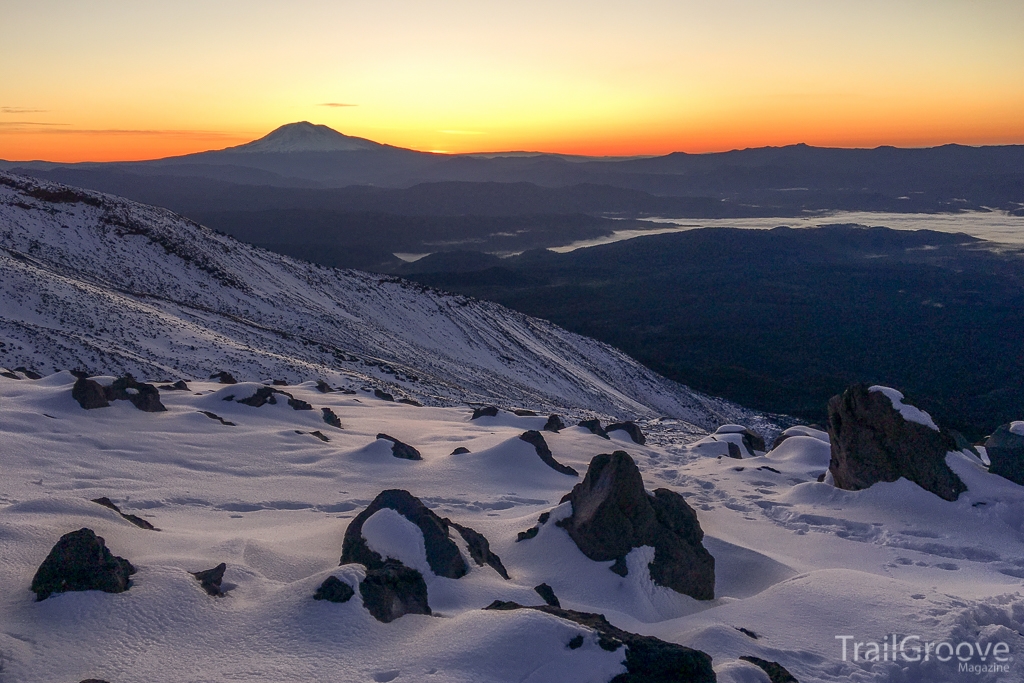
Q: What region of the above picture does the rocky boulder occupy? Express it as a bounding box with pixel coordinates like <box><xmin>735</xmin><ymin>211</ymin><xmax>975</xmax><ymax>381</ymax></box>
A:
<box><xmin>544</xmin><ymin>414</ymin><xmax>566</xmax><ymax>432</ymax></box>
<box><xmin>739</xmin><ymin>656</ymin><xmax>799</xmax><ymax>683</ymax></box>
<box><xmin>191</xmin><ymin>563</ymin><xmax>226</xmax><ymax>596</ymax></box>
<box><xmin>31</xmin><ymin>528</ymin><xmax>136</xmax><ymax>601</ymax></box>
<box><xmin>606</xmin><ymin>421</ymin><xmax>646</xmax><ymax>445</ymax></box>
<box><xmin>107</xmin><ymin>375</ymin><xmax>166</xmax><ymax>412</ymax></box>
<box><xmin>484</xmin><ymin>601</ymin><xmax>715</xmax><ymax>682</ymax></box>
<box><xmin>360</xmin><ymin>560</ymin><xmax>431</xmax><ymax>623</ymax></box>
<box><xmin>827</xmin><ymin>384</ymin><xmax>966</xmax><ymax>501</ymax></box>
<box><xmin>375</xmin><ymin>433</ymin><xmax>422</xmax><ymax>460</ymax></box>
<box><xmin>72</xmin><ymin>378</ymin><xmax>110</xmax><ymax>409</ymax></box>
<box><xmin>91</xmin><ymin>497</ymin><xmax>156</xmax><ymax>530</ymax></box>
<box><xmin>557</xmin><ymin>451</ymin><xmax>715</xmax><ymax>600</ymax></box>
<box><xmin>210</xmin><ymin>371</ymin><xmax>237</xmax><ymax>384</ymax></box>
<box><xmin>471</xmin><ymin>405</ymin><xmax>499</xmax><ymax>419</ymax></box>
<box><xmin>445</xmin><ymin>519</ymin><xmax>509</xmax><ymax>579</ymax></box>
<box><xmin>519</xmin><ymin>430</ymin><xmax>578</xmax><ymax>476</ymax></box>
<box><xmin>341</xmin><ymin>489</ymin><xmax>467</xmax><ymax>579</ymax></box>
<box><xmin>321</xmin><ymin>407</ymin><xmax>342</xmax><ymax>428</ymax></box>
<box><xmin>158</xmin><ymin>380</ymin><xmax>190</xmax><ymax>391</ymax></box>
<box><xmin>313</xmin><ymin>576</ymin><xmax>354</xmax><ymax>603</ymax></box>
<box><xmin>985</xmin><ymin>422</ymin><xmax>1024</xmax><ymax>485</ymax></box>
<box><xmin>450</xmin><ymin>446</ymin><xmax>471</xmax><ymax>455</ymax></box>
<box><xmin>373</xmin><ymin>389</ymin><xmax>395</xmax><ymax>402</ymax></box>
<box><xmin>578</xmin><ymin>419</ymin><xmax>609</xmax><ymax>439</ymax></box>
<box><xmin>534</xmin><ymin>583</ymin><xmax>560</xmax><ymax>607</ymax></box>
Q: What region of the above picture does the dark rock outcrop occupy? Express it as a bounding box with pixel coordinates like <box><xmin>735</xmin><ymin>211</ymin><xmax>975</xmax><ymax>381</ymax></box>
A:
<box><xmin>606</xmin><ymin>421</ymin><xmax>646</xmax><ymax>445</ymax></box>
<box><xmin>360</xmin><ymin>560</ymin><xmax>430</xmax><ymax>623</ymax></box>
<box><xmin>72</xmin><ymin>378</ymin><xmax>110</xmax><ymax>409</ymax></box>
<box><xmin>471</xmin><ymin>405</ymin><xmax>499</xmax><ymax>420</ymax></box>
<box><xmin>375</xmin><ymin>433</ymin><xmax>422</xmax><ymax>460</ymax></box>
<box><xmin>534</xmin><ymin>583</ymin><xmax>560</xmax><ymax>607</ymax></box>
<box><xmin>514</xmin><ymin>409</ymin><xmax>537</xmax><ymax>416</ymax></box>
<box><xmin>519</xmin><ymin>430</ymin><xmax>578</xmax><ymax>476</ymax></box>
<box><xmin>210</xmin><ymin>371</ymin><xmax>236</xmax><ymax>384</ymax></box>
<box><xmin>31</xmin><ymin>528</ymin><xmax>136</xmax><ymax>601</ymax></box>
<box><xmin>321</xmin><ymin>407</ymin><xmax>342</xmax><ymax>428</ymax></box>
<box><xmin>739</xmin><ymin>656</ymin><xmax>799</xmax><ymax>683</ymax></box>
<box><xmin>199</xmin><ymin>410</ymin><xmax>235</xmax><ymax>426</ymax></box>
<box><xmin>397</xmin><ymin>398</ymin><xmax>423</xmax><ymax>406</ymax></box>
<box><xmin>373</xmin><ymin>389</ymin><xmax>394</xmax><ymax>402</ymax></box>
<box><xmin>287</xmin><ymin>397</ymin><xmax>313</xmax><ymax>411</ymax></box>
<box><xmin>158</xmin><ymin>380</ymin><xmax>190</xmax><ymax>391</ymax></box>
<box><xmin>310</xmin><ymin>430</ymin><xmax>329</xmax><ymax>442</ymax></box>
<box><xmin>341</xmin><ymin>489</ymin><xmax>467</xmax><ymax>579</ymax></box>
<box><xmin>315</xmin><ymin>380</ymin><xmax>334</xmax><ymax>393</ymax></box>
<box><xmin>0</xmin><ymin>369</ymin><xmax>20</xmax><ymax>380</ymax></box>
<box><xmin>445</xmin><ymin>519</ymin><xmax>509</xmax><ymax>579</ymax></box>
<box><xmin>272</xmin><ymin>379</ymin><xmax>289</xmax><ymax>386</ymax></box>
<box><xmin>450</xmin><ymin>446</ymin><xmax>471</xmax><ymax>455</ymax></box>
<box><xmin>106</xmin><ymin>375</ymin><xmax>167</xmax><ymax>412</ymax></box>
<box><xmin>91</xmin><ymin>497</ymin><xmax>156</xmax><ymax>530</ymax></box>
<box><xmin>314</xmin><ymin>576</ymin><xmax>354</xmax><ymax>603</ymax></box>
<box><xmin>739</xmin><ymin>428</ymin><xmax>765</xmax><ymax>455</ymax></box>
<box><xmin>236</xmin><ymin>386</ymin><xmax>279</xmax><ymax>407</ymax></box>
<box><xmin>484</xmin><ymin>602</ymin><xmax>715</xmax><ymax>683</ymax></box>
<box><xmin>15</xmin><ymin>366</ymin><xmax>42</xmax><ymax>379</ymax></box>
<box><xmin>557</xmin><ymin>451</ymin><xmax>715</xmax><ymax>600</ymax></box>
<box><xmin>544</xmin><ymin>414</ymin><xmax>566</xmax><ymax>432</ymax></box>
<box><xmin>191</xmin><ymin>563</ymin><xmax>226</xmax><ymax>596</ymax></box>
<box><xmin>727</xmin><ymin>442</ymin><xmax>743</xmax><ymax>459</ymax></box>
<box><xmin>516</xmin><ymin>511</ymin><xmax>551</xmax><ymax>542</ymax></box>
<box><xmin>827</xmin><ymin>384</ymin><xmax>966</xmax><ymax>501</ymax></box>
<box><xmin>985</xmin><ymin>423</ymin><xmax>1024</xmax><ymax>485</ymax></box>
<box><xmin>579</xmin><ymin>419</ymin><xmax>610</xmax><ymax>439</ymax></box>
<box><xmin>949</xmin><ymin>429</ymin><xmax>981</xmax><ymax>459</ymax></box>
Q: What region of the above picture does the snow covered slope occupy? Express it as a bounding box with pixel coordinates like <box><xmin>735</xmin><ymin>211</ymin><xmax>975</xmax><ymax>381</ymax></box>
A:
<box><xmin>0</xmin><ymin>171</ymin><xmax>762</xmax><ymax>433</ymax></box>
<box><xmin>2</xmin><ymin>376</ymin><xmax>1023</xmax><ymax>682</ymax></box>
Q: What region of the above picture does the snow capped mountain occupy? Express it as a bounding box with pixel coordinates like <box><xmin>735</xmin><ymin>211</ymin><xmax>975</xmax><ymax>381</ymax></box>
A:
<box><xmin>0</xmin><ymin>170</ymin><xmax>761</xmax><ymax>432</ymax></box>
<box><xmin>224</xmin><ymin>121</ymin><xmax>384</xmax><ymax>154</ymax></box>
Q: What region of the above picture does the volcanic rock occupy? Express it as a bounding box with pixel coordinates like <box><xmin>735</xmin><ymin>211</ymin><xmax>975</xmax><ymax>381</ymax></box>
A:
<box><xmin>606</xmin><ymin>421</ymin><xmax>646</xmax><ymax>445</ymax></box>
<box><xmin>397</xmin><ymin>398</ymin><xmax>422</xmax><ymax>406</ymax></box>
<box><xmin>534</xmin><ymin>583</ymin><xmax>560</xmax><ymax>607</ymax></box>
<box><xmin>107</xmin><ymin>375</ymin><xmax>166</xmax><ymax>412</ymax></box>
<box><xmin>314</xmin><ymin>576</ymin><xmax>354</xmax><ymax>603</ymax></box>
<box><xmin>375</xmin><ymin>433</ymin><xmax>422</xmax><ymax>460</ymax></box>
<box><xmin>985</xmin><ymin>422</ymin><xmax>1024</xmax><ymax>485</ymax></box>
<box><xmin>519</xmin><ymin>430</ymin><xmax>578</xmax><ymax>476</ymax></box>
<box><xmin>483</xmin><ymin>602</ymin><xmax>715</xmax><ymax>683</ymax></box>
<box><xmin>557</xmin><ymin>451</ymin><xmax>715</xmax><ymax>600</ymax></box>
<box><xmin>31</xmin><ymin>528</ymin><xmax>136</xmax><ymax>601</ymax></box>
<box><xmin>514</xmin><ymin>409</ymin><xmax>537</xmax><ymax>416</ymax></box>
<box><xmin>359</xmin><ymin>560</ymin><xmax>431</xmax><ymax>623</ymax></box>
<box><xmin>544</xmin><ymin>414</ymin><xmax>566</xmax><ymax>432</ymax></box>
<box><xmin>827</xmin><ymin>384</ymin><xmax>966</xmax><ymax>501</ymax></box>
<box><xmin>14</xmin><ymin>366</ymin><xmax>42</xmax><ymax>379</ymax></box>
<box><xmin>315</xmin><ymin>380</ymin><xmax>334</xmax><ymax>393</ymax></box>
<box><xmin>578</xmin><ymin>419</ymin><xmax>609</xmax><ymax>439</ymax></box>
<box><xmin>373</xmin><ymin>389</ymin><xmax>394</xmax><ymax>402</ymax></box>
<box><xmin>72</xmin><ymin>378</ymin><xmax>110</xmax><ymax>409</ymax></box>
<box><xmin>321</xmin><ymin>407</ymin><xmax>342</xmax><ymax>428</ymax></box>
<box><xmin>450</xmin><ymin>446</ymin><xmax>471</xmax><ymax>455</ymax></box>
<box><xmin>341</xmin><ymin>489</ymin><xmax>467</xmax><ymax>579</ymax></box>
<box><xmin>210</xmin><ymin>371</ymin><xmax>237</xmax><ymax>384</ymax></box>
<box><xmin>91</xmin><ymin>497</ymin><xmax>156</xmax><ymax>530</ymax></box>
<box><xmin>739</xmin><ymin>656</ymin><xmax>800</xmax><ymax>683</ymax></box>
<box><xmin>191</xmin><ymin>563</ymin><xmax>226</xmax><ymax>596</ymax></box>
<box><xmin>471</xmin><ymin>405</ymin><xmax>499</xmax><ymax>420</ymax></box>
<box><xmin>445</xmin><ymin>519</ymin><xmax>510</xmax><ymax>579</ymax></box>
<box><xmin>158</xmin><ymin>380</ymin><xmax>190</xmax><ymax>391</ymax></box>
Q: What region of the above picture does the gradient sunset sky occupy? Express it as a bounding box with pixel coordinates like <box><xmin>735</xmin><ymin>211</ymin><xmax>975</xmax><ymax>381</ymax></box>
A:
<box><xmin>3</xmin><ymin>0</ymin><xmax>1023</xmax><ymax>161</ymax></box>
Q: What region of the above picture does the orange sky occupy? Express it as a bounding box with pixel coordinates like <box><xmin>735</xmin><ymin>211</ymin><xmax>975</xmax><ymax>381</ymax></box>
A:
<box><xmin>3</xmin><ymin>0</ymin><xmax>1023</xmax><ymax>162</ymax></box>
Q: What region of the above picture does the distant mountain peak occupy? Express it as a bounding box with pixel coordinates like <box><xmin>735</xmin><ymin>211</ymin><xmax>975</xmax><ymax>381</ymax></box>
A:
<box><xmin>226</xmin><ymin>121</ymin><xmax>381</xmax><ymax>153</ymax></box>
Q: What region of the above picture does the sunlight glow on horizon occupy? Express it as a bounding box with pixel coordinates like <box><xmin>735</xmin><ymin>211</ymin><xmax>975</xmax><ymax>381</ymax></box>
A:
<box><xmin>2</xmin><ymin>0</ymin><xmax>1023</xmax><ymax>162</ymax></box>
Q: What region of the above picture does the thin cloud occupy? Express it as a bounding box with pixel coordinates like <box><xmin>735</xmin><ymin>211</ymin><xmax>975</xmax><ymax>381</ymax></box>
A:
<box><xmin>1</xmin><ymin>107</ymin><xmax>49</xmax><ymax>114</ymax></box>
<box><xmin>319</xmin><ymin>102</ymin><xmax>358</xmax><ymax>107</ymax></box>
<box><xmin>0</xmin><ymin>125</ymin><xmax>236</xmax><ymax>137</ymax></box>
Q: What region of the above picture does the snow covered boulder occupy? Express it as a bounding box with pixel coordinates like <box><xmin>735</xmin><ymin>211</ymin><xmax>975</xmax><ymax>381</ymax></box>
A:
<box><xmin>826</xmin><ymin>384</ymin><xmax>966</xmax><ymax>501</ymax></box>
<box><xmin>106</xmin><ymin>375</ymin><xmax>166</xmax><ymax>412</ymax></box>
<box><xmin>31</xmin><ymin>528</ymin><xmax>136</xmax><ymax>601</ymax></box>
<box><xmin>360</xmin><ymin>560</ymin><xmax>431</xmax><ymax>623</ymax></box>
<box><xmin>715</xmin><ymin>425</ymin><xmax>765</xmax><ymax>456</ymax></box>
<box><xmin>606</xmin><ymin>421</ymin><xmax>646</xmax><ymax>445</ymax></box>
<box><xmin>578</xmin><ymin>419</ymin><xmax>610</xmax><ymax>439</ymax></box>
<box><xmin>444</xmin><ymin>519</ymin><xmax>510</xmax><ymax>579</ymax></box>
<box><xmin>738</xmin><ymin>656</ymin><xmax>799</xmax><ymax>683</ymax></box>
<box><xmin>313</xmin><ymin>576</ymin><xmax>355</xmax><ymax>603</ymax></box>
<box><xmin>557</xmin><ymin>451</ymin><xmax>715</xmax><ymax>600</ymax></box>
<box><xmin>210</xmin><ymin>371</ymin><xmax>236</xmax><ymax>384</ymax></box>
<box><xmin>985</xmin><ymin>422</ymin><xmax>1024</xmax><ymax>485</ymax></box>
<box><xmin>375</xmin><ymin>433</ymin><xmax>422</xmax><ymax>460</ymax></box>
<box><xmin>484</xmin><ymin>601</ymin><xmax>715</xmax><ymax>682</ymax></box>
<box><xmin>519</xmin><ymin>430</ymin><xmax>579</xmax><ymax>476</ymax></box>
<box><xmin>544</xmin><ymin>414</ymin><xmax>566</xmax><ymax>432</ymax></box>
<box><xmin>191</xmin><ymin>563</ymin><xmax>226</xmax><ymax>596</ymax></box>
<box><xmin>471</xmin><ymin>405</ymin><xmax>499</xmax><ymax>419</ymax></box>
<box><xmin>341</xmin><ymin>489</ymin><xmax>467</xmax><ymax>579</ymax></box>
